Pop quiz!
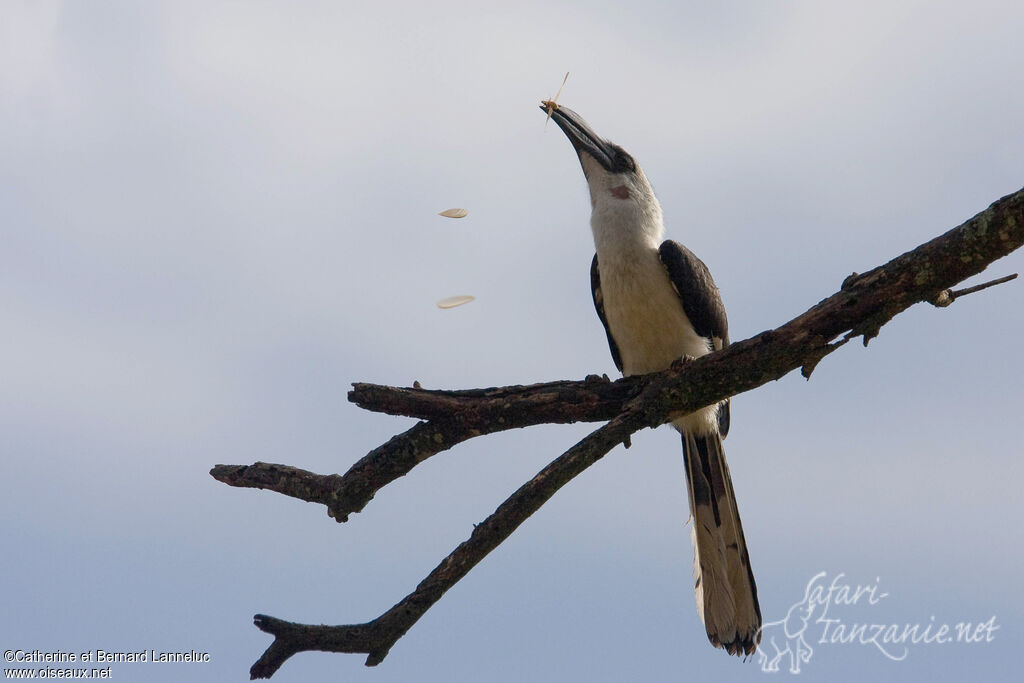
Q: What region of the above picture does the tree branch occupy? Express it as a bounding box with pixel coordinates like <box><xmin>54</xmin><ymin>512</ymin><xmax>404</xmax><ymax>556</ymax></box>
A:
<box><xmin>210</xmin><ymin>375</ymin><xmax>641</xmax><ymax>521</ymax></box>
<box><xmin>211</xmin><ymin>420</ymin><xmax>479</xmax><ymax>522</ymax></box>
<box><xmin>247</xmin><ymin>409</ymin><xmax>648</xmax><ymax>678</ymax></box>
<box><xmin>215</xmin><ymin>186</ymin><xmax>1023</xmax><ymax>678</ymax></box>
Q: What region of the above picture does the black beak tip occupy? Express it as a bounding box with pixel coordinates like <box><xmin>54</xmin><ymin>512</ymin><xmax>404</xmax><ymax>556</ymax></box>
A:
<box><xmin>539</xmin><ymin>101</ymin><xmax>562</xmax><ymax>120</ymax></box>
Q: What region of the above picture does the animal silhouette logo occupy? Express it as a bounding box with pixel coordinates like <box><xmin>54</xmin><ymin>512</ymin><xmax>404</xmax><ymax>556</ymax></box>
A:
<box><xmin>755</xmin><ymin>579</ymin><xmax>820</xmax><ymax>673</ymax></box>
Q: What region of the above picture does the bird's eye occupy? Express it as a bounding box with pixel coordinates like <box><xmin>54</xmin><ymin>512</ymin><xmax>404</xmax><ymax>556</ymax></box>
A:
<box><xmin>612</xmin><ymin>147</ymin><xmax>636</xmax><ymax>173</ymax></box>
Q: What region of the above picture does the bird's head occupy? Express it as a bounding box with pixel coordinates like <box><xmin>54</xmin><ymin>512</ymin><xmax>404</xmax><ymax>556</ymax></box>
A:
<box><xmin>548</xmin><ymin>104</ymin><xmax>659</xmax><ymax>214</ymax></box>
<box><xmin>543</xmin><ymin>103</ymin><xmax>662</xmax><ymax>240</ymax></box>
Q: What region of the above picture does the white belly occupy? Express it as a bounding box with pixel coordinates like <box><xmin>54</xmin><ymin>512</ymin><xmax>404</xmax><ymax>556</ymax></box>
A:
<box><xmin>599</xmin><ymin>249</ymin><xmax>718</xmax><ymax>434</ymax></box>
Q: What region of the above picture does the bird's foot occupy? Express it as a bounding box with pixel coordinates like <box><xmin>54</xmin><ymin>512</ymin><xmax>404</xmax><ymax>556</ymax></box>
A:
<box><xmin>670</xmin><ymin>355</ymin><xmax>696</xmax><ymax>371</ymax></box>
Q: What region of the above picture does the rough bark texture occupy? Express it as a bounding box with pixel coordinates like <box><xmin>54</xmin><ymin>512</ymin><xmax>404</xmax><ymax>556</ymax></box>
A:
<box><xmin>212</xmin><ymin>187</ymin><xmax>1023</xmax><ymax>679</ymax></box>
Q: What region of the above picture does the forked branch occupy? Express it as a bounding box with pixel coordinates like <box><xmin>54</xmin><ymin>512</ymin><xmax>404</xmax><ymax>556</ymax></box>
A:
<box><xmin>248</xmin><ymin>408</ymin><xmax>650</xmax><ymax>678</ymax></box>
<box><xmin>214</xmin><ymin>186</ymin><xmax>1023</xmax><ymax>679</ymax></box>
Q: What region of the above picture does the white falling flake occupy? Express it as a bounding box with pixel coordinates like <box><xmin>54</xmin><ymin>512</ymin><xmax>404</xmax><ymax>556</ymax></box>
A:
<box><xmin>436</xmin><ymin>295</ymin><xmax>475</xmax><ymax>309</ymax></box>
<box><xmin>438</xmin><ymin>208</ymin><xmax>468</xmax><ymax>219</ymax></box>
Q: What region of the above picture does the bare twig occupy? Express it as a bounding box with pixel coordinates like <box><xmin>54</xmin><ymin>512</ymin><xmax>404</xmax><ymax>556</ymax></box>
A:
<box><xmin>930</xmin><ymin>272</ymin><xmax>1018</xmax><ymax>307</ymax></box>
<box><xmin>212</xmin><ymin>420</ymin><xmax>482</xmax><ymax>522</ymax></box>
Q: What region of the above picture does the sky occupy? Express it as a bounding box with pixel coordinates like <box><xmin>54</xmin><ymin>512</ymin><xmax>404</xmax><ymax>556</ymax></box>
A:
<box><xmin>2</xmin><ymin>1</ymin><xmax>1022</xmax><ymax>681</ymax></box>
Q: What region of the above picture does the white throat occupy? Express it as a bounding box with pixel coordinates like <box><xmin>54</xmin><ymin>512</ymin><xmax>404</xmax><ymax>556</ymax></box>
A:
<box><xmin>586</xmin><ymin>168</ymin><xmax>717</xmax><ymax>433</ymax></box>
<box><xmin>588</xmin><ymin>184</ymin><xmax>665</xmax><ymax>260</ymax></box>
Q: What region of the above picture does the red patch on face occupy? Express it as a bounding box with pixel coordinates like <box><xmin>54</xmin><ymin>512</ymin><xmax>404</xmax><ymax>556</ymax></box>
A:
<box><xmin>610</xmin><ymin>185</ymin><xmax>630</xmax><ymax>199</ymax></box>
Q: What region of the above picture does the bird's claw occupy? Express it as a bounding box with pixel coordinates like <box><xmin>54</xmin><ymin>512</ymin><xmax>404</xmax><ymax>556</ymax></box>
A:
<box><xmin>670</xmin><ymin>355</ymin><xmax>696</xmax><ymax>371</ymax></box>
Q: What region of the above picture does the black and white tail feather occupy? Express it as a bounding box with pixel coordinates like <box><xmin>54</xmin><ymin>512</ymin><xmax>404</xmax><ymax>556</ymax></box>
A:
<box><xmin>682</xmin><ymin>428</ymin><xmax>761</xmax><ymax>655</ymax></box>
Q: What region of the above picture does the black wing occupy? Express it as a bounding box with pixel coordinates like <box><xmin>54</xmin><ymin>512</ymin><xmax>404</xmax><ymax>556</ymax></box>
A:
<box><xmin>658</xmin><ymin>240</ymin><xmax>731</xmax><ymax>437</ymax></box>
<box><xmin>658</xmin><ymin>241</ymin><xmax>729</xmax><ymax>344</ymax></box>
<box><xmin>590</xmin><ymin>254</ymin><xmax>623</xmax><ymax>372</ymax></box>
